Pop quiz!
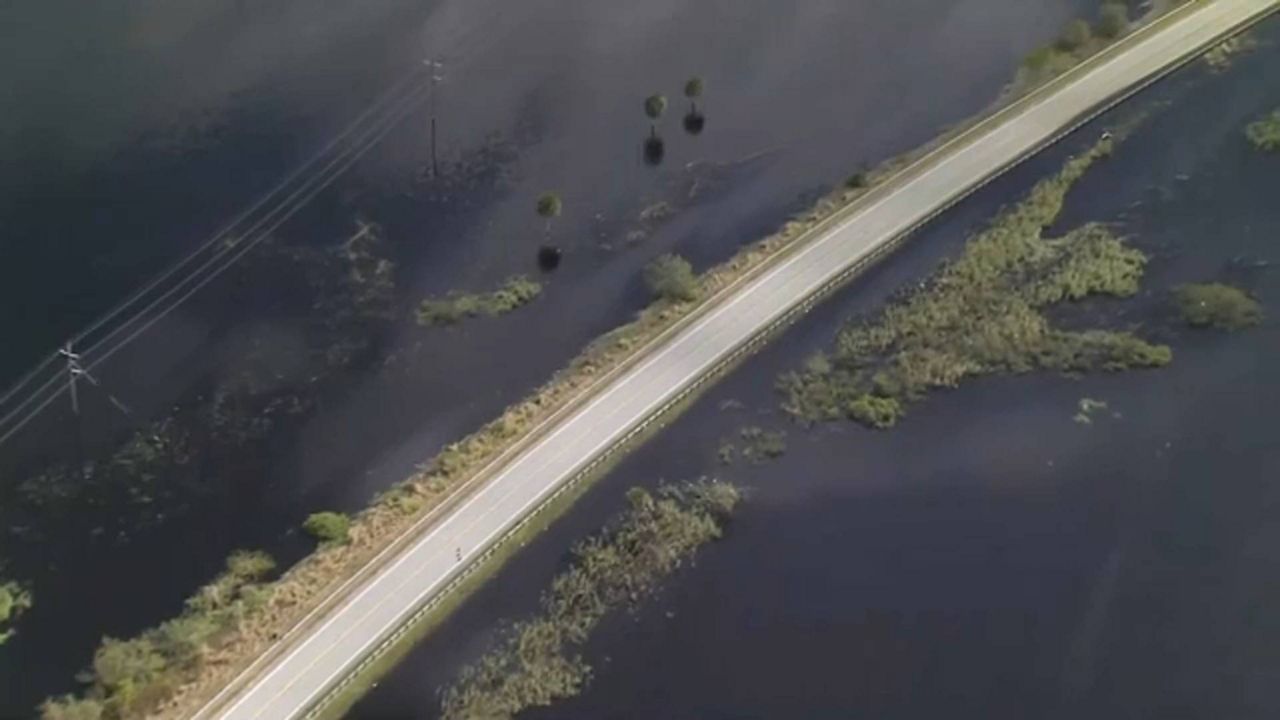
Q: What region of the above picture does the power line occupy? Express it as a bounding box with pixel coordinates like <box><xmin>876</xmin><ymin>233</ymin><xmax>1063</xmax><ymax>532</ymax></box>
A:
<box><xmin>82</xmin><ymin>83</ymin><xmax>433</xmax><ymax>372</ymax></box>
<box><xmin>0</xmin><ymin>81</ymin><xmax>433</xmax><ymax>447</ymax></box>
<box><xmin>0</xmin><ymin>351</ymin><xmax>60</xmax><ymax>408</ymax></box>
<box><xmin>70</xmin><ymin>70</ymin><xmax>427</xmax><ymax>349</ymax></box>
<box><xmin>0</xmin><ymin>19</ymin><xmax>504</xmax><ymax>448</ymax></box>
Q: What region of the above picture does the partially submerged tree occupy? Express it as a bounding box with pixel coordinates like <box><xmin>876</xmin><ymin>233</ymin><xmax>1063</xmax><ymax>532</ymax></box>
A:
<box><xmin>644</xmin><ymin>254</ymin><xmax>700</xmax><ymax>303</ymax></box>
<box><xmin>536</xmin><ymin>192</ymin><xmax>563</xmax><ymax>241</ymax></box>
<box><xmin>643</xmin><ymin>94</ymin><xmax>670</xmax><ymax>164</ymax></box>
<box><xmin>644</xmin><ymin>94</ymin><xmax>668</xmax><ymax>137</ymax></box>
<box><xmin>684</xmin><ymin>77</ymin><xmax>704</xmax><ymax>112</ymax></box>
<box><xmin>682</xmin><ymin>76</ymin><xmax>706</xmax><ymax>135</ymax></box>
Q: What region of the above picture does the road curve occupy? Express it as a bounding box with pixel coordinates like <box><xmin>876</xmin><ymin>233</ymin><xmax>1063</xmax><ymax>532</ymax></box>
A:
<box><xmin>205</xmin><ymin>1</ymin><xmax>1278</xmax><ymax>718</ymax></box>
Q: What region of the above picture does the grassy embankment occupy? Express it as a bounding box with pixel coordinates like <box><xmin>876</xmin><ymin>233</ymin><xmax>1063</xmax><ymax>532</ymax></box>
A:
<box><xmin>39</xmin><ymin>552</ymin><xmax>276</xmax><ymax>720</ymax></box>
<box><xmin>1012</xmin><ymin>2</ymin><xmax>1133</xmax><ymax>92</ymax></box>
<box><xmin>439</xmin><ymin>481</ymin><xmax>740</xmax><ymax>720</ymax></box>
<box><xmin>779</xmin><ymin>138</ymin><xmax>1172</xmax><ymax>429</ymax></box>
<box><xmin>37</xmin><ymin>1</ymin><xmax>1191</xmax><ymax>716</ymax></box>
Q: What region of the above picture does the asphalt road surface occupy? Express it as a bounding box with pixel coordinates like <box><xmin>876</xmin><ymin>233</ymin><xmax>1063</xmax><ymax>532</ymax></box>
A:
<box><xmin>203</xmin><ymin>1</ymin><xmax>1278</xmax><ymax>717</ymax></box>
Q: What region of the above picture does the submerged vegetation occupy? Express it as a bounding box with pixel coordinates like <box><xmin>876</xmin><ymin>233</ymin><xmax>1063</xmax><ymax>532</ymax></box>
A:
<box><xmin>1204</xmin><ymin>33</ymin><xmax>1258</xmax><ymax>73</ymax></box>
<box><xmin>719</xmin><ymin>426</ymin><xmax>788</xmax><ymax>466</ymax></box>
<box><xmin>0</xmin><ymin>581</ymin><xmax>31</xmax><ymax>645</ymax></box>
<box><xmin>416</xmin><ymin>276</ymin><xmax>543</xmax><ymax>326</ymax></box>
<box><xmin>1246</xmin><ymin>110</ymin><xmax>1280</xmax><ymax>152</ymax></box>
<box><xmin>1174</xmin><ymin>283</ymin><xmax>1264</xmax><ymax>330</ymax></box>
<box><xmin>40</xmin><ymin>551</ymin><xmax>276</xmax><ymax>720</ymax></box>
<box><xmin>439</xmin><ymin>481</ymin><xmax>739</xmax><ymax>720</ymax></box>
<box><xmin>7</xmin><ymin>225</ymin><xmax>397</xmax><ymax>546</ymax></box>
<box><xmin>1074</xmin><ymin>397</ymin><xmax>1111</xmax><ymax>425</ymax></box>
<box><xmin>779</xmin><ymin>138</ymin><xmax>1172</xmax><ymax>429</ymax></box>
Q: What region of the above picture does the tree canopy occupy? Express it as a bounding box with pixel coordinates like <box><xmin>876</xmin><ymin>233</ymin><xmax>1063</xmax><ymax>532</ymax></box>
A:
<box><xmin>535</xmin><ymin>192</ymin><xmax>562</xmax><ymax>219</ymax></box>
<box><xmin>644</xmin><ymin>94</ymin><xmax>668</xmax><ymax>121</ymax></box>
<box><xmin>684</xmin><ymin>77</ymin><xmax>704</xmax><ymax>100</ymax></box>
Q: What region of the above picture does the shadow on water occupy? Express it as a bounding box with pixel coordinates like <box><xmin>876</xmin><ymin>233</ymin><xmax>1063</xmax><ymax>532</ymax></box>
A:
<box><xmin>351</xmin><ymin>18</ymin><xmax>1280</xmax><ymax>720</ymax></box>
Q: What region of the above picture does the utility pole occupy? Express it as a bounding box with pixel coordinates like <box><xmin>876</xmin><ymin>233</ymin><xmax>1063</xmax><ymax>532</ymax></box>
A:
<box><xmin>59</xmin><ymin>342</ymin><xmax>80</xmax><ymax>416</ymax></box>
<box><xmin>424</xmin><ymin>56</ymin><xmax>445</xmax><ymax>179</ymax></box>
<box><xmin>58</xmin><ymin>342</ymin><xmax>132</xmax><ymax>419</ymax></box>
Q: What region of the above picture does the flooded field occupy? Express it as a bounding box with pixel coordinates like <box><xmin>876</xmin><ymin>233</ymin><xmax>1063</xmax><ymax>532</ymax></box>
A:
<box><xmin>350</xmin><ymin>16</ymin><xmax>1280</xmax><ymax>720</ymax></box>
<box><xmin>0</xmin><ymin>0</ymin><xmax>1103</xmax><ymax>713</ymax></box>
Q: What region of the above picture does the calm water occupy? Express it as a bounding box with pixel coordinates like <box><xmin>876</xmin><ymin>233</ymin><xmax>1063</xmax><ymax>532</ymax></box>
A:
<box><xmin>0</xmin><ymin>0</ymin><xmax>1104</xmax><ymax>713</ymax></box>
<box><xmin>351</xmin><ymin>19</ymin><xmax>1280</xmax><ymax>720</ymax></box>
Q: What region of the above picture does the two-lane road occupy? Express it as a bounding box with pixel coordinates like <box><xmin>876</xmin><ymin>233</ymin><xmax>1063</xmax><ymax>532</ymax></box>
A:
<box><xmin>204</xmin><ymin>1</ymin><xmax>1279</xmax><ymax>717</ymax></box>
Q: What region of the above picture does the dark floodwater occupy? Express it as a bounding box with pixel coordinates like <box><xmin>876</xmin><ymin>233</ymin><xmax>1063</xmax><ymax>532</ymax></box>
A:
<box><xmin>351</xmin><ymin>19</ymin><xmax>1280</xmax><ymax>720</ymax></box>
<box><xmin>0</xmin><ymin>0</ymin><xmax>1103</xmax><ymax>714</ymax></box>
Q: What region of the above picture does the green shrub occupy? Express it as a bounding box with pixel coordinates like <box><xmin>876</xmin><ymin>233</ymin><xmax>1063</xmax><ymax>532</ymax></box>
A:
<box><xmin>1174</xmin><ymin>283</ymin><xmax>1264</xmax><ymax>330</ymax></box>
<box><xmin>224</xmin><ymin>550</ymin><xmax>276</xmax><ymax>581</ymax></box>
<box><xmin>846</xmin><ymin>394</ymin><xmax>904</xmax><ymax>429</ymax></box>
<box><xmin>845</xmin><ymin>172</ymin><xmax>868</xmax><ymax>189</ymax></box>
<box><xmin>1246</xmin><ymin>111</ymin><xmax>1280</xmax><ymax>152</ymax></box>
<box><xmin>303</xmin><ymin>511</ymin><xmax>351</xmax><ymax>545</ymax></box>
<box><xmin>644</xmin><ymin>254</ymin><xmax>700</xmax><ymax>303</ymax></box>
<box><xmin>1097</xmin><ymin>2</ymin><xmax>1129</xmax><ymax>39</ymax></box>
<box><xmin>0</xmin><ymin>581</ymin><xmax>31</xmax><ymax>645</ymax></box>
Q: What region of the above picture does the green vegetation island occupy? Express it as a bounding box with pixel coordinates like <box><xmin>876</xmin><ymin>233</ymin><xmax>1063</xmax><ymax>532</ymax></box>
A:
<box><xmin>779</xmin><ymin>137</ymin><xmax>1172</xmax><ymax>430</ymax></box>
<box><xmin>440</xmin><ymin>480</ymin><xmax>740</xmax><ymax>720</ymax></box>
